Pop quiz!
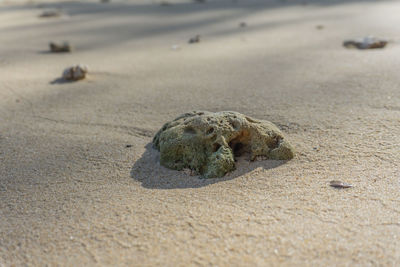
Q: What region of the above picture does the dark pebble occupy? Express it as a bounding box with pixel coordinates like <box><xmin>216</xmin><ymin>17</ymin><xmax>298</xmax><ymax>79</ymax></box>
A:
<box><xmin>330</xmin><ymin>180</ymin><xmax>353</xmax><ymax>189</ymax></box>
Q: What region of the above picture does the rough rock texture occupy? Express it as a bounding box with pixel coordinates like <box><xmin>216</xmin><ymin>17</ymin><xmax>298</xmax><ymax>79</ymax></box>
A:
<box><xmin>62</xmin><ymin>65</ymin><xmax>88</xmax><ymax>81</ymax></box>
<box><xmin>343</xmin><ymin>36</ymin><xmax>387</xmax><ymax>49</ymax></box>
<box><xmin>153</xmin><ymin>111</ymin><xmax>294</xmax><ymax>178</ymax></box>
<box><xmin>49</xmin><ymin>42</ymin><xmax>71</xmax><ymax>53</ymax></box>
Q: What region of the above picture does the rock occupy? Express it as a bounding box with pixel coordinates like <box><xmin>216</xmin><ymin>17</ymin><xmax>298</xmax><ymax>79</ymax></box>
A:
<box><xmin>316</xmin><ymin>25</ymin><xmax>324</xmax><ymax>30</ymax></box>
<box><xmin>49</xmin><ymin>42</ymin><xmax>71</xmax><ymax>53</ymax></box>
<box><xmin>153</xmin><ymin>111</ymin><xmax>295</xmax><ymax>178</ymax></box>
<box><xmin>188</xmin><ymin>35</ymin><xmax>200</xmax><ymax>44</ymax></box>
<box><xmin>239</xmin><ymin>22</ymin><xmax>247</xmax><ymax>27</ymax></box>
<box><xmin>62</xmin><ymin>65</ymin><xmax>88</xmax><ymax>81</ymax></box>
<box><xmin>343</xmin><ymin>36</ymin><xmax>387</xmax><ymax>49</ymax></box>
<box><xmin>39</xmin><ymin>10</ymin><xmax>61</xmax><ymax>18</ymax></box>
<box><xmin>330</xmin><ymin>180</ymin><xmax>353</xmax><ymax>188</ymax></box>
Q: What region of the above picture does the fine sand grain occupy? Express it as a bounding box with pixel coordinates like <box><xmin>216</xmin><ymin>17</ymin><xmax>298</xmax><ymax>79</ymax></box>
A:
<box><xmin>0</xmin><ymin>0</ymin><xmax>399</xmax><ymax>266</ymax></box>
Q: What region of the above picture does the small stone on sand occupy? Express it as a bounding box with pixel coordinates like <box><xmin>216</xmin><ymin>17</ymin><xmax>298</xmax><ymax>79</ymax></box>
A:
<box><xmin>153</xmin><ymin>111</ymin><xmax>295</xmax><ymax>178</ymax></box>
<box><xmin>330</xmin><ymin>180</ymin><xmax>353</xmax><ymax>188</ymax></box>
<box><xmin>188</xmin><ymin>35</ymin><xmax>200</xmax><ymax>44</ymax></box>
<box><xmin>239</xmin><ymin>22</ymin><xmax>247</xmax><ymax>27</ymax></box>
<box><xmin>49</xmin><ymin>42</ymin><xmax>71</xmax><ymax>53</ymax></box>
<box><xmin>39</xmin><ymin>10</ymin><xmax>61</xmax><ymax>18</ymax></box>
<box><xmin>62</xmin><ymin>64</ymin><xmax>88</xmax><ymax>81</ymax></box>
<box><xmin>316</xmin><ymin>25</ymin><xmax>324</xmax><ymax>30</ymax></box>
<box><xmin>343</xmin><ymin>36</ymin><xmax>387</xmax><ymax>49</ymax></box>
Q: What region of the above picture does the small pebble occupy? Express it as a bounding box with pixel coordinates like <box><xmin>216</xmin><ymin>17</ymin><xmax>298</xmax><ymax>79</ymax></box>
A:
<box><xmin>39</xmin><ymin>10</ymin><xmax>61</xmax><ymax>18</ymax></box>
<box><xmin>316</xmin><ymin>25</ymin><xmax>324</xmax><ymax>30</ymax></box>
<box><xmin>239</xmin><ymin>22</ymin><xmax>247</xmax><ymax>27</ymax></box>
<box><xmin>188</xmin><ymin>35</ymin><xmax>200</xmax><ymax>44</ymax></box>
<box><xmin>125</xmin><ymin>144</ymin><xmax>132</xmax><ymax>148</ymax></box>
<box><xmin>330</xmin><ymin>180</ymin><xmax>353</xmax><ymax>189</ymax></box>
<box><xmin>343</xmin><ymin>36</ymin><xmax>388</xmax><ymax>49</ymax></box>
<box><xmin>62</xmin><ymin>64</ymin><xmax>88</xmax><ymax>81</ymax></box>
<box><xmin>49</xmin><ymin>42</ymin><xmax>71</xmax><ymax>53</ymax></box>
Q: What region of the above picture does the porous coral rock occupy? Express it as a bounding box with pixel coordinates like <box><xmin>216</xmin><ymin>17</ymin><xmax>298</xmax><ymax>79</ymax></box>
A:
<box><xmin>153</xmin><ymin>111</ymin><xmax>294</xmax><ymax>178</ymax></box>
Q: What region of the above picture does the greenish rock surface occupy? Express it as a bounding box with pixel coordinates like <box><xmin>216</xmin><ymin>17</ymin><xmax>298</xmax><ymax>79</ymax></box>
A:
<box><xmin>153</xmin><ymin>111</ymin><xmax>295</xmax><ymax>178</ymax></box>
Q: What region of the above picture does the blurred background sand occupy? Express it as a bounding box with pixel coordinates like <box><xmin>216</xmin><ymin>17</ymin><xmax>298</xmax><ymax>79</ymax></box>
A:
<box><xmin>0</xmin><ymin>0</ymin><xmax>399</xmax><ymax>265</ymax></box>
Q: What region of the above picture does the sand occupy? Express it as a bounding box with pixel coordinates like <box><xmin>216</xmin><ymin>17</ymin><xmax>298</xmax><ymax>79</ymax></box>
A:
<box><xmin>0</xmin><ymin>0</ymin><xmax>399</xmax><ymax>266</ymax></box>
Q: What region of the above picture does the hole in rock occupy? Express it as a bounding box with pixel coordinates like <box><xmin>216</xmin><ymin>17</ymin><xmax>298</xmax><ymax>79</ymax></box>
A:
<box><xmin>206</xmin><ymin>127</ymin><xmax>214</xmax><ymax>135</ymax></box>
<box><xmin>269</xmin><ymin>136</ymin><xmax>282</xmax><ymax>149</ymax></box>
<box><xmin>230</xmin><ymin>142</ymin><xmax>245</xmax><ymax>157</ymax></box>
<box><xmin>228</xmin><ymin>131</ymin><xmax>251</xmax><ymax>157</ymax></box>
<box><xmin>212</xmin><ymin>143</ymin><xmax>221</xmax><ymax>152</ymax></box>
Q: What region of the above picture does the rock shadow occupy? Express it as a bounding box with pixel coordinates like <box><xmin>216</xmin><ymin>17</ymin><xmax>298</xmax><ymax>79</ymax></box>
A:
<box><xmin>38</xmin><ymin>50</ymin><xmax>71</xmax><ymax>54</ymax></box>
<box><xmin>50</xmin><ymin>77</ymin><xmax>73</xmax><ymax>84</ymax></box>
<box><xmin>37</xmin><ymin>50</ymin><xmax>53</xmax><ymax>54</ymax></box>
<box><xmin>130</xmin><ymin>143</ymin><xmax>287</xmax><ymax>189</ymax></box>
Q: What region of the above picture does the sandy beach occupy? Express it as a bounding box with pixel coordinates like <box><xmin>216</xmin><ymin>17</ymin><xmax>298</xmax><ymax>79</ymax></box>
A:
<box><xmin>1</xmin><ymin>0</ymin><xmax>399</xmax><ymax>265</ymax></box>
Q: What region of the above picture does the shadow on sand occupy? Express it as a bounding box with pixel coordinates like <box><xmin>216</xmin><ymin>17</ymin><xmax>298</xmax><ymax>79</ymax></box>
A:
<box><xmin>38</xmin><ymin>50</ymin><xmax>71</xmax><ymax>55</ymax></box>
<box><xmin>50</xmin><ymin>77</ymin><xmax>73</xmax><ymax>84</ymax></box>
<box><xmin>130</xmin><ymin>143</ymin><xmax>287</xmax><ymax>189</ymax></box>
<box><xmin>37</xmin><ymin>50</ymin><xmax>53</xmax><ymax>54</ymax></box>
